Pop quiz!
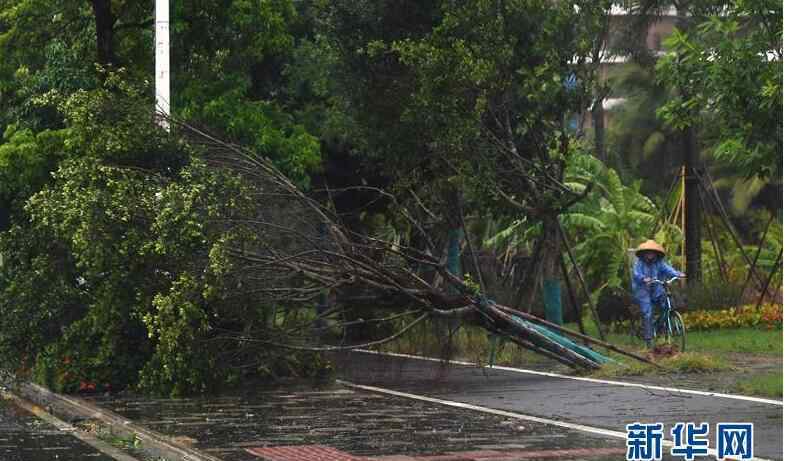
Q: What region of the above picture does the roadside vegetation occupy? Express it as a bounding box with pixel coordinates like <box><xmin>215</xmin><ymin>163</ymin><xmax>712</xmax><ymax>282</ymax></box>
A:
<box><xmin>381</xmin><ymin>310</ymin><xmax>781</xmax><ymax>400</ymax></box>
<box><xmin>590</xmin><ymin>353</ymin><xmax>734</xmax><ymax>378</ymax></box>
<box><xmin>0</xmin><ymin>0</ymin><xmax>780</xmax><ymax>396</ymax></box>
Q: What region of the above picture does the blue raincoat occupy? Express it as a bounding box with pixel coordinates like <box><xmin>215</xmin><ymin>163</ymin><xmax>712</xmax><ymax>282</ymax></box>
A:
<box><xmin>631</xmin><ymin>257</ymin><xmax>683</xmax><ymax>343</ymax></box>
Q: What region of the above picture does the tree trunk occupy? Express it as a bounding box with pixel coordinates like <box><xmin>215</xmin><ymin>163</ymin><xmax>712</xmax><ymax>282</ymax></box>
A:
<box><xmin>592</xmin><ymin>99</ymin><xmax>606</xmax><ymax>162</ymax></box>
<box><xmin>91</xmin><ymin>0</ymin><xmax>116</xmax><ymax>67</ymax></box>
<box><xmin>512</xmin><ymin>235</ymin><xmax>542</xmax><ymax>313</ymax></box>
<box><xmin>541</xmin><ymin>215</ymin><xmax>562</xmax><ymax>324</ymax></box>
<box><xmin>683</xmin><ymin>125</ymin><xmax>702</xmax><ymax>285</ymax></box>
<box><xmin>446</xmin><ymin>227</ymin><xmax>463</xmax><ymax>285</ymax></box>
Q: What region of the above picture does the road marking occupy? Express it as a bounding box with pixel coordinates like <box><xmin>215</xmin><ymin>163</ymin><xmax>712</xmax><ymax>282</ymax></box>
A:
<box><xmin>338</xmin><ymin>380</ymin><xmax>773</xmax><ymax>461</ymax></box>
<box><xmin>356</xmin><ymin>349</ymin><xmax>783</xmax><ymax>406</ymax></box>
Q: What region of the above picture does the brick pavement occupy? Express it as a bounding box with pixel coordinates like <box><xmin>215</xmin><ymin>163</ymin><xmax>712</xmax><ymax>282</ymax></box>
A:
<box><xmin>372</xmin><ymin>447</ymin><xmax>626</xmax><ymax>460</ymax></box>
<box><xmin>247</xmin><ymin>445</ymin><xmax>372</xmax><ymax>461</ymax></box>
<box><xmin>245</xmin><ymin>445</ymin><xmax>627</xmax><ymax>461</ymax></box>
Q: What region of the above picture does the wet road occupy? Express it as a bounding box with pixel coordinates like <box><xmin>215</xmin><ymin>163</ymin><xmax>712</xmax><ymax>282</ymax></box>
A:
<box><xmin>335</xmin><ymin>351</ymin><xmax>783</xmax><ymax>460</ymax></box>
<box><xmin>0</xmin><ymin>396</ymin><xmax>115</xmax><ymax>461</ymax></box>
<box><xmin>86</xmin><ymin>385</ymin><xmax>631</xmax><ymax>461</ymax></box>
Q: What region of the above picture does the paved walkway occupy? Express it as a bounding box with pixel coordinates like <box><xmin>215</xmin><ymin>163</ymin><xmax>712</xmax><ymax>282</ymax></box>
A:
<box><xmin>333</xmin><ymin>351</ymin><xmax>782</xmax><ymax>460</ymax></box>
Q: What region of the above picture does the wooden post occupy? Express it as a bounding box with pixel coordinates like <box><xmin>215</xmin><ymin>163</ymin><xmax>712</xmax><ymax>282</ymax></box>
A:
<box><xmin>754</xmin><ymin>248</ymin><xmax>782</xmax><ymax>312</ymax></box>
<box><xmin>557</xmin><ymin>222</ymin><xmax>606</xmax><ymax>340</ymax></box>
<box><xmin>698</xmin><ymin>172</ymin><xmax>775</xmax><ymax>300</ymax></box>
<box><xmin>559</xmin><ymin>253</ymin><xmax>589</xmax><ymax>346</ymax></box>
<box><xmin>738</xmin><ymin>213</ymin><xmax>775</xmax><ymax>305</ymax></box>
<box><xmin>681</xmin><ymin>165</ymin><xmax>686</xmax><ymax>272</ymax></box>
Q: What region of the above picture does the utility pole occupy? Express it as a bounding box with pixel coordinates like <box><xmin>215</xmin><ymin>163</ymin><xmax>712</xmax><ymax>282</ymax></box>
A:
<box><xmin>155</xmin><ymin>0</ymin><xmax>170</xmax><ymax>131</ymax></box>
<box><xmin>683</xmin><ymin>124</ymin><xmax>702</xmax><ymax>284</ymax></box>
<box><xmin>673</xmin><ymin>10</ymin><xmax>701</xmax><ymax>285</ymax></box>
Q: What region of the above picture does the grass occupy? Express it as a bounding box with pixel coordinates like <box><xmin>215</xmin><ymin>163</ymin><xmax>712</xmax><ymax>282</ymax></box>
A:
<box><xmin>589</xmin><ymin>361</ymin><xmax>653</xmax><ymax>378</ymax></box>
<box><xmin>381</xmin><ymin>315</ymin><xmax>780</xmax><ymax>385</ymax></box>
<box><xmin>384</xmin><ymin>314</ymin><xmax>782</xmax><ymax>361</ymax></box>
<box><xmin>735</xmin><ymin>372</ymin><xmax>783</xmax><ymax>398</ymax></box>
<box><xmin>661</xmin><ymin>352</ymin><xmax>736</xmax><ymax>373</ymax></box>
<box><xmin>680</xmin><ymin>327</ymin><xmax>782</xmax><ymax>355</ymax></box>
<box><xmin>590</xmin><ymin>352</ymin><xmax>735</xmax><ymax>378</ymax></box>
<box><xmin>570</xmin><ymin>317</ymin><xmax>779</xmax><ymax>380</ymax></box>
<box><xmin>564</xmin><ymin>317</ymin><xmax>782</xmax><ymax>357</ymax></box>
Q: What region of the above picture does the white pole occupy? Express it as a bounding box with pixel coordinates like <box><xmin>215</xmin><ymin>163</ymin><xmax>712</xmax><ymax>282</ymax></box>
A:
<box><xmin>155</xmin><ymin>0</ymin><xmax>170</xmax><ymax>131</ymax></box>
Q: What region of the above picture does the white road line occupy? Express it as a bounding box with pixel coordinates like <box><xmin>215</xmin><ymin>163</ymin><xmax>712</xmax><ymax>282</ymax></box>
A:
<box><xmin>356</xmin><ymin>349</ymin><xmax>783</xmax><ymax>406</ymax></box>
<box><xmin>338</xmin><ymin>380</ymin><xmax>772</xmax><ymax>461</ymax></box>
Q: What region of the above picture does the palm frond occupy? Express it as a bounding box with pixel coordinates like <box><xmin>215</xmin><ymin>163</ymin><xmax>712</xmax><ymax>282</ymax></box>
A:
<box><xmin>560</xmin><ymin>213</ymin><xmax>607</xmax><ymax>232</ymax></box>
<box><xmin>483</xmin><ymin>219</ymin><xmax>525</xmax><ymax>248</ymax></box>
<box><xmin>605</xmin><ymin>169</ymin><xmax>626</xmax><ymax>215</ymax></box>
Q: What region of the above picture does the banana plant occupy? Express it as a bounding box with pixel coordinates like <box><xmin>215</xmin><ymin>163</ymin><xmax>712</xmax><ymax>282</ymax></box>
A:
<box><xmin>484</xmin><ymin>150</ymin><xmax>682</xmax><ymax>303</ymax></box>
<box><xmin>561</xmin><ymin>152</ymin><xmax>682</xmax><ymax>292</ymax></box>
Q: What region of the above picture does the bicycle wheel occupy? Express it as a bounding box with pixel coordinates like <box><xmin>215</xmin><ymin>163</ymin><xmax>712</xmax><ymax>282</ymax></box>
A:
<box><xmin>668</xmin><ymin>310</ymin><xmax>686</xmax><ymax>352</ymax></box>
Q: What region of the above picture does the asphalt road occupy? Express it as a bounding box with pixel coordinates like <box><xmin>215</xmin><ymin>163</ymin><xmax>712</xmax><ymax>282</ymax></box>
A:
<box><xmin>335</xmin><ymin>351</ymin><xmax>783</xmax><ymax>460</ymax></box>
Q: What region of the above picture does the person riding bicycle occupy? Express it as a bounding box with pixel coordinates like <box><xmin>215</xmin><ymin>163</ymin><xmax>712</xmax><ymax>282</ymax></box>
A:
<box><xmin>631</xmin><ymin>240</ymin><xmax>686</xmax><ymax>348</ymax></box>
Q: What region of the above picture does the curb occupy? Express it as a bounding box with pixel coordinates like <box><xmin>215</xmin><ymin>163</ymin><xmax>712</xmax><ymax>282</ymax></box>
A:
<box><xmin>8</xmin><ymin>380</ymin><xmax>221</xmax><ymax>461</ymax></box>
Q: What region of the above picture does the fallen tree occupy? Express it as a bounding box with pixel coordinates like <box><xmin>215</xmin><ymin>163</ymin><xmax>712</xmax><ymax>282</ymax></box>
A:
<box><xmin>179</xmin><ymin>121</ymin><xmax>656</xmax><ymax>370</ymax></box>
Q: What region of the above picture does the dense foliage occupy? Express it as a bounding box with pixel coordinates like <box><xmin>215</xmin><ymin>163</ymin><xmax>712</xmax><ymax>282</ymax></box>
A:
<box><xmin>656</xmin><ymin>0</ymin><xmax>782</xmax><ymax>180</ymax></box>
<box><xmin>0</xmin><ymin>1</ymin><xmax>327</xmax><ymax>395</ymax></box>
<box><xmin>0</xmin><ymin>0</ymin><xmax>781</xmax><ymax>394</ymax></box>
<box><xmin>0</xmin><ymin>82</ymin><xmax>329</xmax><ymax>395</ymax></box>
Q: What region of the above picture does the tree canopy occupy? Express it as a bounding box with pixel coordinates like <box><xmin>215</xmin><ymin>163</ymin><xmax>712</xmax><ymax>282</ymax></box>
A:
<box><xmin>656</xmin><ymin>0</ymin><xmax>782</xmax><ymax>179</ymax></box>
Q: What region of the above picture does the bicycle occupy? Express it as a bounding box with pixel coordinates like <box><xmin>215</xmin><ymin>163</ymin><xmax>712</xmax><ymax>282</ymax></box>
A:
<box><xmin>628</xmin><ymin>276</ymin><xmax>687</xmax><ymax>352</ymax></box>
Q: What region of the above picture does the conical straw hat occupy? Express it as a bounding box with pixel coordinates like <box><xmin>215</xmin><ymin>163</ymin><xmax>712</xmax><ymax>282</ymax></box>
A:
<box><xmin>635</xmin><ymin>239</ymin><xmax>666</xmax><ymax>257</ymax></box>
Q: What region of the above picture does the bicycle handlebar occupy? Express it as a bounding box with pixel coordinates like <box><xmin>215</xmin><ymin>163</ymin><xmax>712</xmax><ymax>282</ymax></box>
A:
<box><xmin>647</xmin><ymin>276</ymin><xmax>684</xmax><ymax>285</ymax></box>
